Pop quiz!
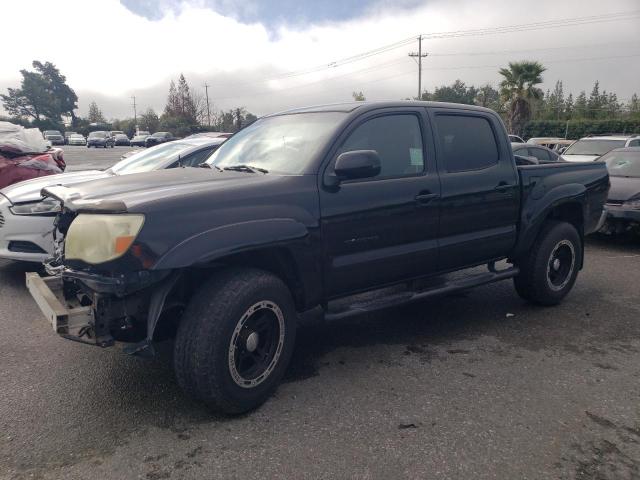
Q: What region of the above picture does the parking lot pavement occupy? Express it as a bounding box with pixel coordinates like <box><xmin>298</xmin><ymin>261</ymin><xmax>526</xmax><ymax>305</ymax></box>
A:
<box><xmin>1</xmin><ymin>236</ymin><xmax>640</xmax><ymax>480</ymax></box>
<box><xmin>62</xmin><ymin>145</ymin><xmax>140</xmax><ymax>171</ymax></box>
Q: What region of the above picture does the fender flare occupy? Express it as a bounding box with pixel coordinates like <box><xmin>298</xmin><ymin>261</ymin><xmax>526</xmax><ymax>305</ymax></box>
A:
<box><xmin>152</xmin><ymin>218</ymin><xmax>311</xmax><ymax>270</ymax></box>
<box><xmin>514</xmin><ymin>182</ymin><xmax>586</xmax><ymax>259</ymax></box>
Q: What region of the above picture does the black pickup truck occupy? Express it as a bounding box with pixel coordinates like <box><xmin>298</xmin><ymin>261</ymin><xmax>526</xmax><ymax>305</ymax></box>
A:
<box><xmin>27</xmin><ymin>101</ymin><xmax>609</xmax><ymax>414</ymax></box>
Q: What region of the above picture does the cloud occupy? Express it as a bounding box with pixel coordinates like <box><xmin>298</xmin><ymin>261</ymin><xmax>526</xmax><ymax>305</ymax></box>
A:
<box><xmin>1</xmin><ymin>0</ymin><xmax>639</xmax><ymax>119</ymax></box>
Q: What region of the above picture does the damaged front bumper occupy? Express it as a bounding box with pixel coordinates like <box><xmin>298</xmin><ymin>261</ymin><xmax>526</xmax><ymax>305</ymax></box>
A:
<box><xmin>25</xmin><ymin>272</ymin><xmax>107</xmax><ymax>346</ymax></box>
<box><xmin>26</xmin><ymin>268</ymin><xmax>180</xmax><ymax>354</ymax></box>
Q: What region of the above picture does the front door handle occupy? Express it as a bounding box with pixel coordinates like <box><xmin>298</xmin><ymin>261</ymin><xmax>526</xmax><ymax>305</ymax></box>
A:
<box><xmin>415</xmin><ymin>192</ymin><xmax>439</xmax><ymax>205</ymax></box>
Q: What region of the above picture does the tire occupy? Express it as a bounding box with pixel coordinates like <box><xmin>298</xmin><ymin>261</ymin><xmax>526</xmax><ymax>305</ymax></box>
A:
<box><xmin>514</xmin><ymin>220</ymin><xmax>582</xmax><ymax>305</ymax></box>
<box><xmin>174</xmin><ymin>268</ymin><xmax>297</xmax><ymax>414</ymax></box>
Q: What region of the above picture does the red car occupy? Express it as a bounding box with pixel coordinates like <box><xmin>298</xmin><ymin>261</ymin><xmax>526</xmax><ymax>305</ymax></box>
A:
<box><xmin>0</xmin><ymin>149</ymin><xmax>65</xmax><ymax>189</ymax></box>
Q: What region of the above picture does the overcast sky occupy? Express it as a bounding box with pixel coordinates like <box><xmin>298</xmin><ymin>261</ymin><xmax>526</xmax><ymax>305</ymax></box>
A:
<box><xmin>2</xmin><ymin>0</ymin><xmax>639</xmax><ymax>120</ymax></box>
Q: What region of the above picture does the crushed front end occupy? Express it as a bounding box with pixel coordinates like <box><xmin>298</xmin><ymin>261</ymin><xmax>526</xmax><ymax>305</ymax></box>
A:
<box><xmin>26</xmin><ymin>185</ymin><xmax>176</xmax><ymax>354</ymax></box>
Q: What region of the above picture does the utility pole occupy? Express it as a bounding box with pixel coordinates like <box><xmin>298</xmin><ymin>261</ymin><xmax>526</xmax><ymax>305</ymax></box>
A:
<box><xmin>131</xmin><ymin>96</ymin><xmax>137</xmax><ymax>133</ymax></box>
<box><xmin>203</xmin><ymin>83</ymin><xmax>211</xmax><ymax>128</ymax></box>
<box><xmin>408</xmin><ymin>35</ymin><xmax>428</xmax><ymax>100</ymax></box>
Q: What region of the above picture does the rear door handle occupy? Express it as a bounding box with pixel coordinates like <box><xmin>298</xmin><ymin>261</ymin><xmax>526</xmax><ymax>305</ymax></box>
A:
<box><xmin>415</xmin><ymin>192</ymin><xmax>439</xmax><ymax>205</ymax></box>
<box><xmin>494</xmin><ymin>183</ymin><xmax>514</xmax><ymax>193</ymax></box>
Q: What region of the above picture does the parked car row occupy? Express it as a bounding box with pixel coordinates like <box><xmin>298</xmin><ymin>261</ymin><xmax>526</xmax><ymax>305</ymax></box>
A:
<box><xmin>560</xmin><ymin>134</ymin><xmax>640</xmax><ymax>162</ymax></box>
<box><xmin>510</xmin><ymin>133</ymin><xmax>640</xmax><ymax>162</ymax></box>
<box><xmin>49</xmin><ymin>130</ymin><xmax>234</xmax><ymax>149</ymax></box>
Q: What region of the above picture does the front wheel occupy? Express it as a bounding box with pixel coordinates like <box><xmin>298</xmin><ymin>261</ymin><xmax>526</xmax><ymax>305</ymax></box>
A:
<box><xmin>174</xmin><ymin>268</ymin><xmax>297</xmax><ymax>414</ymax></box>
<box><xmin>514</xmin><ymin>220</ymin><xmax>582</xmax><ymax>305</ymax></box>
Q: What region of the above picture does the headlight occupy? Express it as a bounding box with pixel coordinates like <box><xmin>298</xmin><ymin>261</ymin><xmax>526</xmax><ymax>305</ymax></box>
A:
<box><xmin>65</xmin><ymin>214</ymin><xmax>145</xmax><ymax>264</ymax></box>
<box><xmin>623</xmin><ymin>198</ymin><xmax>640</xmax><ymax>209</ymax></box>
<box><xmin>10</xmin><ymin>198</ymin><xmax>61</xmax><ymax>216</ymax></box>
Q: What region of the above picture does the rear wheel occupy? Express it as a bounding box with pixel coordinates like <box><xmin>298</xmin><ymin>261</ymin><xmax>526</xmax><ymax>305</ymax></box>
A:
<box><xmin>514</xmin><ymin>220</ymin><xmax>581</xmax><ymax>305</ymax></box>
<box><xmin>174</xmin><ymin>268</ymin><xmax>297</xmax><ymax>414</ymax></box>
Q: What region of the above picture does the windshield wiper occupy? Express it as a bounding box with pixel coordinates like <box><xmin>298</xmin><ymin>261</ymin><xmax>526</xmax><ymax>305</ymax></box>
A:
<box><xmin>223</xmin><ymin>164</ymin><xmax>268</xmax><ymax>174</ymax></box>
<box><xmin>199</xmin><ymin>163</ymin><xmax>223</xmax><ymax>171</ymax></box>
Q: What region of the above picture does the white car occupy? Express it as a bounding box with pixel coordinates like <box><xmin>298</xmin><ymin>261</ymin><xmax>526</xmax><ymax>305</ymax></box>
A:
<box><xmin>561</xmin><ymin>135</ymin><xmax>640</xmax><ymax>162</ymax></box>
<box><xmin>67</xmin><ymin>134</ymin><xmax>87</xmax><ymax>146</ymax></box>
<box><xmin>0</xmin><ymin>137</ymin><xmax>225</xmax><ymax>262</ymax></box>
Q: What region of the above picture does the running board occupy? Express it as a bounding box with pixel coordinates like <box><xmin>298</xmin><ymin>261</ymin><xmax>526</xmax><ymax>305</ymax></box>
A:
<box><xmin>324</xmin><ymin>266</ymin><xmax>519</xmax><ymax>321</ymax></box>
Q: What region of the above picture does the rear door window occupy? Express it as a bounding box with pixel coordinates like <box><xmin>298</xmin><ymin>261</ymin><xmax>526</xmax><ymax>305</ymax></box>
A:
<box><xmin>434</xmin><ymin>115</ymin><xmax>499</xmax><ymax>172</ymax></box>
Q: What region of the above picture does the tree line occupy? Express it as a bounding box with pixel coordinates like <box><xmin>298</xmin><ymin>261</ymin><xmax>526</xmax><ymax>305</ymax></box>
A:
<box><xmin>415</xmin><ymin>61</ymin><xmax>639</xmax><ymax>136</ymax></box>
<box><xmin>0</xmin><ymin>61</ymin><xmax>256</xmax><ymax>137</ymax></box>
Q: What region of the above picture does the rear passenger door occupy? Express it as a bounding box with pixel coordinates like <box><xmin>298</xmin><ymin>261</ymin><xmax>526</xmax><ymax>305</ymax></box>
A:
<box><xmin>429</xmin><ymin>108</ymin><xmax>520</xmax><ymax>271</ymax></box>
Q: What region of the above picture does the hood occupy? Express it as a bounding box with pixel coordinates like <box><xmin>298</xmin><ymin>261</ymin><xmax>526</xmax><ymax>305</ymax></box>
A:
<box><xmin>42</xmin><ymin>167</ymin><xmax>283</xmax><ymax>212</ymax></box>
<box><xmin>0</xmin><ymin>170</ymin><xmax>107</xmax><ymax>204</ymax></box>
<box><xmin>608</xmin><ymin>176</ymin><xmax>640</xmax><ymax>203</ymax></box>
<box><xmin>561</xmin><ymin>154</ymin><xmax>599</xmax><ymax>162</ymax></box>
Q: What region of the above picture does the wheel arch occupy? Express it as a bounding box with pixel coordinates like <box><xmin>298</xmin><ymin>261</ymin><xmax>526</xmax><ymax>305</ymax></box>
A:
<box><xmin>513</xmin><ymin>183</ymin><xmax>587</xmax><ymax>266</ymax></box>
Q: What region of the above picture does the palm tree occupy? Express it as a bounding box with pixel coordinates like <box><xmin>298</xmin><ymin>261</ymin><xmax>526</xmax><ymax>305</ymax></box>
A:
<box><xmin>498</xmin><ymin>61</ymin><xmax>545</xmax><ymax>136</ymax></box>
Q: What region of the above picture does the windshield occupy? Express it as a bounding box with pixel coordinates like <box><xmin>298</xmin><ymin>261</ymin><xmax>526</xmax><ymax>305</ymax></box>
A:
<box><xmin>44</xmin><ymin>131</ymin><xmax>60</xmax><ymax>135</ymax></box>
<box><xmin>206</xmin><ymin>112</ymin><xmax>346</xmax><ymax>174</ymax></box>
<box><xmin>564</xmin><ymin>139</ymin><xmax>626</xmax><ymax>156</ymax></box>
<box><xmin>602</xmin><ymin>151</ymin><xmax>640</xmax><ymax>178</ymax></box>
<box><xmin>89</xmin><ymin>131</ymin><xmax>107</xmax><ymax>138</ymax></box>
<box><xmin>109</xmin><ymin>142</ymin><xmax>192</xmax><ymax>174</ymax></box>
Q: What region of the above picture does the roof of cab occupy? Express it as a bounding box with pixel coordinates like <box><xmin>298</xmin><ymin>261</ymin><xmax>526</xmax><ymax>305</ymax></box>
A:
<box><xmin>267</xmin><ymin>100</ymin><xmax>496</xmax><ymax>117</ymax></box>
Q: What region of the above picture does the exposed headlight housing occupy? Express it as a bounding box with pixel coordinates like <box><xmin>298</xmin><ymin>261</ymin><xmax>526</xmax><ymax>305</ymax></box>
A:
<box><xmin>65</xmin><ymin>214</ymin><xmax>145</xmax><ymax>264</ymax></box>
<box><xmin>10</xmin><ymin>198</ymin><xmax>61</xmax><ymax>216</ymax></box>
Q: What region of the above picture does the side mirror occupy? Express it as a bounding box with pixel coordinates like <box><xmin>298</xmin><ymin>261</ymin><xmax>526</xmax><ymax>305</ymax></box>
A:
<box><xmin>334</xmin><ymin>150</ymin><xmax>381</xmax><ymax>181</ymax></box>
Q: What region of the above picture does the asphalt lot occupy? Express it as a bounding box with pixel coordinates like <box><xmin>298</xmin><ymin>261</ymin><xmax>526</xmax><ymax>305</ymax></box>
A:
<box><xmin>62</xmin><ymin>144</ymin><xmax>141</xmax><ymax>172</ymax></box>
<box><xmin>1</xmin><ymin>147</ymin><xmax>640</xmax><ymax>479</ymax></box>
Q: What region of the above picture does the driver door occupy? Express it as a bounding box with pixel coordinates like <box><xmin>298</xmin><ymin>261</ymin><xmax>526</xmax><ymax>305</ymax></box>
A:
<box><xmin>319</xmin><ymin>109</ymin><xmax>440</xmax><ymax>297</ymax></box>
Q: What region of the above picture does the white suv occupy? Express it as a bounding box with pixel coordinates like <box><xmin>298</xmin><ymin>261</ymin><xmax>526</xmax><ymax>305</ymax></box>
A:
<box><xmin>562</xmin><ymin>134</ymin><xmax>640</xmax><ymax>162</ymax></box>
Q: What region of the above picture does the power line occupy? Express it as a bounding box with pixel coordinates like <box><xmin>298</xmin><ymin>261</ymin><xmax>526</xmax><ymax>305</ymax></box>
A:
<box><xmin>204</xmin><ymin>9</ymin><xmax>639</xmax><ymax>94</ymax></box>
<box><xmin>213</xmin><ymin>57</ymin><xmax>412</xmax><ymax>101</ymax></box>
<box><xmin>429</xmin><ymin>40</ymin><xmax>640</xmax><ymax>57</ymax></box>
<box><xmin>417</xmin><ymin>52</ymin><xmax>640</xmax><ymax>72</ymax></box>
<box><xmin>419</xmin><ymin>10</ymin><xmax>640</xmax><ymax>40</ymax></box>
<box><xmin>213</xmin><ymin>50</ymin><xmax>640</xmax><ymax>103</ymax></box>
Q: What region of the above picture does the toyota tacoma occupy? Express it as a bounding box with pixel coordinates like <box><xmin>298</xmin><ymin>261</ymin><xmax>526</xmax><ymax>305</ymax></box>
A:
<box><xmin>26</xmin><ymin>101</ymin><xmax>609</xmax><ymax>414</ymax></box>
